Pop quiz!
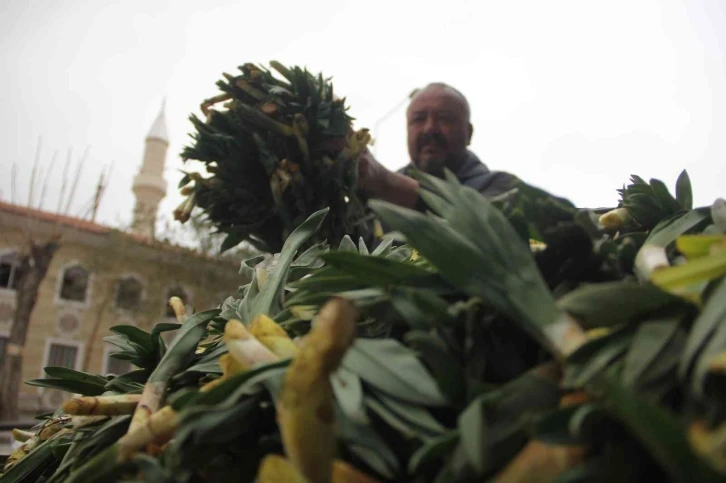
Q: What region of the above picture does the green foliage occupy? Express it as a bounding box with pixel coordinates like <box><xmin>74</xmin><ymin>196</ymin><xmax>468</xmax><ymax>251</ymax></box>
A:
<box><xmin>8</xmin><ymin>168</ymin><xmax>726</xmax><ymax>483</ymax></box>
<box><xmin>177</xmin><ymin>61</ymin><xmax>374</xmax><ymax>254</ymax></box>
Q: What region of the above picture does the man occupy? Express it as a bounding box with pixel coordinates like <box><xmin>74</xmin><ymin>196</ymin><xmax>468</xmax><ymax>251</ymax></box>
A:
<box><xmin>356</xmin><ymin>83</ymin><xmax>543</xmax><ymax>383</ymax></box>
<box><xmin>357</xmin><ymin>82</ymin><xmax>518</xmax><ymax>210</ymax></box>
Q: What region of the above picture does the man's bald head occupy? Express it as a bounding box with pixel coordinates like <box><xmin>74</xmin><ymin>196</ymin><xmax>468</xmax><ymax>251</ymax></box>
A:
<box><xmin>409</xmin><ymin>83</ymin><xmax>471</xmax><ymax>121</ymax></box>
<box><xmin>406</xmin><ymin>83</ymin><xmax>473</xmax><ymax>173</ymax></box>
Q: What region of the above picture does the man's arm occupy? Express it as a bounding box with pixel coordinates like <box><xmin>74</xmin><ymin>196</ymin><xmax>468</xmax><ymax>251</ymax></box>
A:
<box><xmin>357</xmin><ymin>149</ymin><xmax>420</xmax><ymax>209</ymax></box>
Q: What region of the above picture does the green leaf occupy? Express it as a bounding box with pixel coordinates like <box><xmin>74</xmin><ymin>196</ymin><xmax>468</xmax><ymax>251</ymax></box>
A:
<box><xmin>649</xmin><ymin>178</ymin><xmax>682</xmax><ymax>214</ymax></box>
<box><xmin>342</xmin><ymin>338</ymin><xmax>448</xmax><ymax>406</ymax></box>
<box><xmin>453</xmin><ymin>371</ymin><xmax>551</xmax><ymax>476</ymax></box>
<box><xmin>43</xmin><ymin>367</ymin><xmax>109</xmax><ymax>387</ymax></box>
<box><xmin>676</xmin><ymin>234</ymin><xmax>726</xmax><ymax>259</ymax></box>
<box><xmin>557</xmin><ymin>282</ymin><xmax>687</xmax><ymax>330</ymax></box>
<box><xmin>408</xmin><ymin>430</ymin><xmax>460</xmax><ymax>475</ymax></box>
<box><xmin>651</xmin><ymin>250</ymin><xmax>726</xmax><ymax>292</ymax></box>
<box><xmin>132</xmin><ymin>454</ymin><xmax>168</xmax><ymax>483</ymax></box>
<box><xmin>220</xmin><ymin>232</ymin><xmax>245</xmax><ymax>253</ymax></box>
<box><xmin>196</xmin><ymin>342</ymin><xmax>228</xmax><ymax>364</ymax></box>
<box><xmin>405</xmin><ymin>330</ymin><xmax>466</xmax><ymax>404</ymax></box>
<box><xmin>105</xmin><ymin>369</ymin><xmax>149</xmax><ymax>393</ymax></box>
<box><xmin>479</xmin><ymin>368</ymin><xmax>562</xmax><ymax>474</ymax></box>
<box><xmin>391</xmin><ymin>288</ymin><xmax>456</xmax><ymax>331</ymax></box>
<box><xmin>249</xmin><ymin>208</ymin><xmax>328</xmax><ymax>318</ymax></box>
<box><xmin>645</xmin><ymin>209</ymin><xmax>710</xmax><ymax>247</ymax></box>
<box><xmin>48</xmin><ymin>415</ymin><xmax>129</xmax><ymax>483</ymax></box>
<box><xmin>370</xmin><ymin>196</ymin><xmax>560</xmax><ymax>355</ymax></box>
<box><xmin>187</xmin><ymin>396</ymin><xmax>261</xmax><ymax>445</ymax></box>
<box><xmin>533</xmin><ymin>405</ymin><xmax>584</xmax><ymax>446</ymax></box>
<box><xmin>567</xmin><ymin>403</ymin><xmax>612</xmax><ymax>443</ymax></box>
<box><xmin>321</xmin><ymin>251</ymin><xmax>434</xmax><ymax>286</ymax></box>
<box><xmin>337</xmin><ymin>408</ymin><xmax>400</xmax><ymax>479</ymax></box>
<box><xmin>0</xmin><ymin>438</ymin><xmax>56</xmax><ymax>483</ymax></box>
<box><xmin>50</xmin><ymin>438</ymin><xmax>72</xmax><ymax>460</ymax></box>
<box><xmin>177</xmin><ymin>360</ymin><xmax>290</xmax><ymax>410</ymax></box>
<box><xmin>688</xmin><ymin>278</ymin><xmax>726</xmax><ymax>396</ymax></box>
<box><xmin>338</xmin><ymin>234</ymin><xmax>357</xmax><ymax>252</ymax></box>
<box><xmin>358</xmin><ymin>237</ymin><xmax>370</xmax><ymax>255</ymax></box>
<box><xmin>366</xmin><ymin>396</ymin><xmax>420</xmax><ymax>440</ymax></box>
<box><xmin>374</xmin><ymin>390</ymin><xmax>447</xmax><ymax>437</ymax></box>
<box><xmin>287</xmin><ymin>267</ymin><xmax>365</xmax><ymax>293</ymax></box>
<box><xmin>457</xmin><ymin>396</ymin><xmax>488</xmax><ymax>474</ymax></box>
<box><xmin>676</xmin><ymin>170</ymin><xmax>693</xmax><ymax>210</ymax></box>
<box><xmin>148</xmin><ymin>308</ymin><xmax>220</xmax><ymax>385</ymax></box>
<box><xmin>712</xmin><ymin>198</ymin><xmax>726</xmax><ymax>232</ymax></box>
<box><xmin>26</xmin><ymin>377</ymin><xmax>107</xmax><ymax>396</ymax></box>
<box><xmin>102</xmin><ymin>334</ymin><xmax>145</xmax><ymax>356</ymax></box>
<box><xmin>109</xmin><ymin>325</ymin><xmax>154</xmax><ymax>354</ymax></box>
<box><xmin>151</xmin><ymin>322</ymin><xmax>182</xmax><ymax>334</ymax></box>
<box><xmin>371</xmin><ymin>237</ymin><xmax>394</xmax><ymax>256</ymax></box>
<box><xmin>73</xmin><ymin>415</ymin><xmax>130</xmax><ymax>460</ymax></box>
<box><xmin>288</xmin><ymin>242</ymin><xmax>328</xmax><ymax>281</ymax></box>
<box><xmin>622</xmin><ymin>311</ymin><xmax>683</xmax><ymax>387</ymax></box>
<box><xmin>331</xmin><ymin>367</ymin><xmax>367</xmax><ymax>424</ymax></box>
<box><xmin>595</xmin><ymin>369</ymin><xmax>722</xmax><ymax>482</ymax></box>
<box><xmin>633</xmin><ymin>327</ymin><xmax>686</xmax><ymax>401</ymax></box>
<box><xmin>182</xmin><ymin>360</ymin><xmax>222</xmax><ymax>375</ymax></box>
<box><xmin>177</xmin><ymin>173</ymin><xmax>191</xmax><ymax>189</ymax></box>
<box><xmin>564</xmin><ymin>328</ymin><xmax>634</xmax><ymax>388</ymax></box>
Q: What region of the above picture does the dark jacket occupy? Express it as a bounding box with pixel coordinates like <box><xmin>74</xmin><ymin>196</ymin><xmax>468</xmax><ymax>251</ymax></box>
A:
<box><xmin>397</xmin><ymin>150</ymin><xmax>519</xmax><ymax>212</ymax></box>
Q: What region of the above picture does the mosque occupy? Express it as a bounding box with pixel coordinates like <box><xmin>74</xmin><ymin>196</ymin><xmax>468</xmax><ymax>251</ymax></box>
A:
<box><xmin>0</xmin><ymin>103</ymin><xmax>240</xmax><ymax>419</ymax></box>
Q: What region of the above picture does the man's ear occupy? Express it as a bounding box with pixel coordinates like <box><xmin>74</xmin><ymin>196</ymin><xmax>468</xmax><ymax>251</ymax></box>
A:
<box><xmin>467</xmin><ymin>123</ymin><xmax>474</xmax><ymax>145</ymax></box>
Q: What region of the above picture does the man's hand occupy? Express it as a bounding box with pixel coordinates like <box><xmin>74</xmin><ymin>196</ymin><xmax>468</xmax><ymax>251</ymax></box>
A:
<box><xmin>357</xmin><ymin>148</ymin><xmax>420</xmax><ymax>209</ymax></box>
<box><xmin>356</xmin><ymin>148</ymin><xmax>390</xmax><ymax>198</ymax></box>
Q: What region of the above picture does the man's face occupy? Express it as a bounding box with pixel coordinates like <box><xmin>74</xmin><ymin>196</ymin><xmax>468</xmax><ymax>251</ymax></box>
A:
<box><xmin>406</xmin><ymin>86</ymin><xmax>473</xmax><ymax>174</ymax></box>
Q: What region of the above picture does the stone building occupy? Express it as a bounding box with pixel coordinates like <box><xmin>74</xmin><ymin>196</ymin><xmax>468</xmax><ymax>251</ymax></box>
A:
<box><xmin>0</xmin><ymin>103</ymin><xmax>241</xmax><ymax>417</ymax></box>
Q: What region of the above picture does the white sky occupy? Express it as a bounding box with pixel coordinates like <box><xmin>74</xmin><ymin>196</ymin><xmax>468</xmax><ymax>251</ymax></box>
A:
<box><xmin>1</xmin><ymin>0</ymin><xmax>724</xmax><ymax>232</ymax></box>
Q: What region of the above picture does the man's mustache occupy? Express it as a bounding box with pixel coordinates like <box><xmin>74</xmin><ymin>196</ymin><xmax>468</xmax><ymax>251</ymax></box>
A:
<box><xmin>417</xmin><ymin>133</ymin><xmax>448</xmax><ymax>152</ymax></box>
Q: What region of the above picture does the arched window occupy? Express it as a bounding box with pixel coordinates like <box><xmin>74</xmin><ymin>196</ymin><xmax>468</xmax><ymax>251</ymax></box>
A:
<box><xmin>0</xmin><ymin>252</ymin><xmax>24</xmax><ymax>291</ymax></box>
<box><xmin>59</xmin><ymin>265</ymin><xmax>90</xmax><ymax>302</ymax></box>
<box><xmin>115</xmin><ymin>277</ymin><xmax>143</xmax><ymax>311</ymax></box>
<box><xmin>164</xmin><ymin>286</ymin><xmax>189</xmax><ymax>317</ymax></box>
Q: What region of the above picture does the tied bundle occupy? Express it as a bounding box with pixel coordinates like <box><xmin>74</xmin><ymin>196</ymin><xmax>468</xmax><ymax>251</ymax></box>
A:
<box><xmin>176</xmin><ymin>61</ymin><xmax>375</xmax><ymax>254</ymax></box>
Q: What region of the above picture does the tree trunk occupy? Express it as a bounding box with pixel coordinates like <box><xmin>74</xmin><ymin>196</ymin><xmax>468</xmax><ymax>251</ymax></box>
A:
<box><xmin>0</xmin><ymin>239</ymin><xmax>60</xmax><ymax>421</ymax></box>
<box><xmin>82</xmin><ymin>286</ymin><xmax>113</xmax><ymax>372</ymax></box>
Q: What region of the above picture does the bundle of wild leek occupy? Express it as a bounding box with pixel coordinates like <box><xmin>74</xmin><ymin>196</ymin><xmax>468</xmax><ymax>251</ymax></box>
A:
<box><xmin>175</xmin><ymin>61</ymin><xmax>374</xmax><ymax>254</ymax></box>
<box><xmin>5</xmin><ymin>170</ymin><xmax>726</xmax><ymax>483</ymax></box>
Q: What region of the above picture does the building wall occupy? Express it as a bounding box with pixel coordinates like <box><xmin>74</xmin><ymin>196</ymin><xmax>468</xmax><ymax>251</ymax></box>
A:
<box><xmin>0</xmin><ymin>219</ymin><xmax>241</xmax><ymax>417</ymax></box>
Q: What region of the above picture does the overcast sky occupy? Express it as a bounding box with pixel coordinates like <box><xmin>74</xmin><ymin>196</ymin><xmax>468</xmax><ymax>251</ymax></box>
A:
<box><xmin>1</xmin><ymin>0</ymin><xmax>724</xmax><ymax>233</ymax></box>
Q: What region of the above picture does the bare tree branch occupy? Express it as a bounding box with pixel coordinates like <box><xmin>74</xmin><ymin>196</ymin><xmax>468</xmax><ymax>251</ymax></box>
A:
<box><xmin>38</xmin><ymin>150</ymin><xmax>60</xmax><ymax>211</ymax></box>
<box><xmin>28</xmin><ymin>135</ymin><xmax>43</xmax><ymax>209</ymax></box>
<box><xmin>11</xmin><ymin>162</ymin><xmax>17</xmax><ymax>205</ymax></box>
<box><xmin>57</xmin><ymin>148</ymin><xmax>73</xmax><ymax>216</ymax></box>
<box><xmin>64</xmin><ymin>146</ymin><xmax>89</xmax><ymax>216</ymax></box>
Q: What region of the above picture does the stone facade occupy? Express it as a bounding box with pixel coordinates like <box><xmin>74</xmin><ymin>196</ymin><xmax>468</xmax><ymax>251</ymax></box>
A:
<box><xmin>0</xmin><ymin>101</ymin><xmax>242</xmax><ymax>419</ymax></box>
<box><xmin>0</xmin><ymin>204</ymin><xmax>240</xmax><ymax>417</ymax></box>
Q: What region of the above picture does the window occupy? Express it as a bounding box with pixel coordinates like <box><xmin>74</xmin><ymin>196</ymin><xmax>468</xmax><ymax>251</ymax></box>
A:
<box><xmin>0</xmin><ymin>252</ymin><xmax>24</xmax><ymax>290</ymax></box>
<box><xmin>115</xmin><ymin>278</ymin><xmax>143</xmax><ymax>311</ymax></box>
<box><xmin>105</xmin><ymin>353</ymin><xmax>132</xmax><ymax>375</ymax></box>
<box><xmin>59</xmin><ymin>265</ymin><xmax>89</xmax><ymax>302</ymax></box>
<box><xmin>0</xmin><ymin>336</ymin><xmax>8</xmax><ymax>362</ymax></box>
<box><xmin>47</xmin><ymin>343</ymin><xmax>78</xmax><ymax>368</ymax></box>
<box><xmin>164</xmin><ymin>286</ymin><xmax>188</xmax><ymax>317</ymax></box>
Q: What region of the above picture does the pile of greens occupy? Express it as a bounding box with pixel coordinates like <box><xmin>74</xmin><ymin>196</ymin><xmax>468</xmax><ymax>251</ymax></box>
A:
<box><xmin>3</xmin><ymin>166</ymin><xmax>726</xmax><ymax>483</ymax></box>
<box><xmin>175</xmin><ymin>61</ymin><xmax>375</xmax><ymax>254</ymax></box>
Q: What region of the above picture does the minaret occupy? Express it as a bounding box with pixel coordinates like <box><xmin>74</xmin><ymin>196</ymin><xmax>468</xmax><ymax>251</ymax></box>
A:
<box><xmin>131</xmin><ymin>100</ymin><xmax>169</xmax><ymax>239</ymax></box>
